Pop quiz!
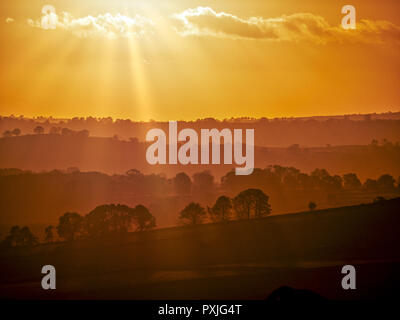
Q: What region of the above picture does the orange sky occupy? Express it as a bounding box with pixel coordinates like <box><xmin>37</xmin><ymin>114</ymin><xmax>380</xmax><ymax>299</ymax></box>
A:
<box><xmin>0</xmin><ymin>0</ymin><xmax>399</xmax><ymax>121</ymax></box>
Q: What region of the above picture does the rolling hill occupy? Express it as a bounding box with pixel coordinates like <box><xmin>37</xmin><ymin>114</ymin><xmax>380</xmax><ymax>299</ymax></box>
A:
<box><xmin>1</xmin><ymin>198</ymin><xmax>399</xmax><ymax>299</ymax></box>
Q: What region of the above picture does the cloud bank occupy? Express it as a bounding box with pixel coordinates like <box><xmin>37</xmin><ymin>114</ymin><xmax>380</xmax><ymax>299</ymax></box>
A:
<box><xmin>28</xmin><ymin>12</ymin><xmax>154</xmax><ymax>38</ymax></box>
<box><xmin>171</xmin><ymin>7</ymin><xmax>400</xmax><ymax>44</ymax></box>
<box><xmin>24</xmin><ymin>7</ymin><xmax>400</xmax><ymax>44</ymax></box>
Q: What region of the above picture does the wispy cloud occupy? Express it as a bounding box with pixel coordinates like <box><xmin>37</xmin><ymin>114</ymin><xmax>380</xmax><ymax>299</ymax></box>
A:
<box><xmin>24</xmin><ymin>7</ymin><xmax>400</xmax><ymax>44</ymax></box>
<box><xmin>171</xmin><ymin>7</ymin><xmax>400</xmax><ymax>44</ymax></box>
<box><xmin>27</xmin><ymin>12</ymin><xmax>155</xmax><ymax>39</ymax></box>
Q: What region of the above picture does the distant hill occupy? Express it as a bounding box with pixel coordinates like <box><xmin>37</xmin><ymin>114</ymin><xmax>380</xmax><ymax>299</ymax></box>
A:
<box><xmin>1</xmin><ymin>113</ymin><xmax>400</xmax><ymax>147</ymax></box>
<box><xmin>1</xmin><ymin>198</ymin><xmax>400</xmax><ymax>299</ymax></box>
<box><xmin>0</xmin><ymin>134</ymin><xmax>399</xmax><ymax>180</ymax></box>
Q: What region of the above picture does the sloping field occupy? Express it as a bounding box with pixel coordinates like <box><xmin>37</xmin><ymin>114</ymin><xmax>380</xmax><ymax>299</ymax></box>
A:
<box><xmin>1</xmin><ymin>198</ymin><xmax>400</xmax><ymax>299</ymax></box>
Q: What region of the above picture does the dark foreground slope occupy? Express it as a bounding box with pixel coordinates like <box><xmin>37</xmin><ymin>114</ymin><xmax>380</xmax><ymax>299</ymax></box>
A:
<box><xmin>1</xmin><ymin>199</ymin><xmax>400</xmax><ymax>300</ymax></box>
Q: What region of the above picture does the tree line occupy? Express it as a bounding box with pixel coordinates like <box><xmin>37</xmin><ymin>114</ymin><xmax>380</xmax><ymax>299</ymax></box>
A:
<box><xmin>1</xmin><ymin>187</ymin><xmax>274</xmax><ymax>248</ymax></box>
<box><xmin>1</xmin><ymin>166</ymin><xmax>399</xmax><ymax>229</ymax></box>
<box><xmin>2</xmin><ymin>114</ymin><xmax>400</xmax><ymax>147</ymax></box>
<box><xmin>220</xmin><ymin>166</ymin><xmax>400</xmax><ymax>196</ymax></box>
<box><xmin>2</xmin><ymin>181</ymin><xmax>396</xmax><ymax>249</ymax></box>
<box><xmin>2</xmin><ymin>126</ymin><xmax>90</xmax><ymax>137</ymax></box>
<box><xmin>1</xmin><ymin>166</ymin><xmax>399</xmax><ymax>196</ymax></box>
<box><xmin>1</xmin><ymin>203</ymin><xmax>156</xmax><ymax>248</ymax></box>
<box><xmin>179</xmin><ymin>188</ymin><xmax>272</xmax><ymax>225</ymax></box>
<box><xmin>53</xmin><ymin>204</ymin><xmax>155</xmax><ymax>242</ymax></box>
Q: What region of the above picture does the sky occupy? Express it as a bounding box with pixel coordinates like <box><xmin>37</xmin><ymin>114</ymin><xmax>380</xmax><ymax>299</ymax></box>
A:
<box><xmin>0</xmin><ymin>0</ymin><xmax>399</xmax><ymax>121</ymax></box>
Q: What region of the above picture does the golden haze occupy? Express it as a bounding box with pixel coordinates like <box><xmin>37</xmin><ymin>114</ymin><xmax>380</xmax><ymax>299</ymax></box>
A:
<box><xmin>0</xmin><ymin>0</ymin><xmax>399</xmax><ymax>121</ymax></box>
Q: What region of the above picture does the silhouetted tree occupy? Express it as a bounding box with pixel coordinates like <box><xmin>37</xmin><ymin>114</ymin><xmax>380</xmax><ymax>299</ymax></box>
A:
<box><xmin>364</xmin><ymin>179</ymin><xmax>378</xmax><ymax>191</ymax></box>
<box><xmin>66</xmin><ymin>167</ymin><xmax>80</xmax><ymax>174</ymax></box>
<box><xmin>310</xmin><ymin>169</ymin><xmax>342</xmax><ymax>191</ymax></box>
<box><xmin>2</xmin><ymin>226</ymin><xmax>38</xmax><ymax>247</ymax></box>
<box><xmin>373</xmin><ymin>196</ymin><xmax>385</xmax><ymax>203</ymax></box>
<box><xmin>280</xmin><ymin>166</ymin><xmax>301</xmax><ymax>189</ymax></box>
<box><xmin>20</xmin><ymin>226</ymin><xmax>38</xmax><ymax>246</ymax></box>
<box><xmin>179</xmin><ymin>202</ymin><xmax>206</xmax><ymax>225</ymax></box>
<box><xmin>343</xmin><ymin>173</ymin><xmax>361</xmax><ymax>189</ymax></box>
<box><xmin>370</xmin><ymin>139</ymin><xmax>379</xmax><ymax>147</ymax></box>
<box><xmin>11</xmin><ymin>128</ymin><xmax>21</xmax><ymax>136</ymax></box>
<box><xmin>308</xmin><ymin>201</ymin><xmax>317</xmax><ymax>211</ymax></box>
<box><xmin>61</xmin><ymin>127</ymin><xmax>72</xmax><ymax>135</ymax></box>
<box><xmin>33</xmin><ymin>125</ymin><xmax>44</xmax><ymax>134</ymax></box>
<box><xmin>2</xmin><ymin>130</ymin><xmax>12</xmax><ymax>137</ymax></box>
<box><xmin>377</xmin><ymin>174</ymin><xmax>395</xmax><ymax>190</ymax></box>
<box><xmin>108</xmin><ymin>204</ymin><xmax>134</xmax><ymax>234</ymax></box>
<box><xmin>131</xmin><ymin>204</ymin><xmax>156</xmax><ymax>231</ymax></box>
<box><xmin>44</xmin><ymin>225</ymin><xmax>54</xmax><ymax>243</ymax></box>
<box><xmin>311</xmin><ymin>168</ymin><xmax>330</xmax><ymax>183</ymax></box>
<box><xmin>297</xmin><ymin>172</ymin><xmax>314</xmax><ymax>190</ymax></box>
<box><xmin>0</xmin><ymin>168</ymin><xmax>25</xmax><ymax>176</ymax></box>
<box><xmin>233</xmin><ymin>190</ymin><xmax>255</xmax><ymax>220</ymax></box>
<box><xmin>325</xmin><ymin>175</ymin><xmax>343</xmax><ymax>192</ymax></box>
<box><xmin>192</xmin><ymin>171</ymin><xmax>215</xmax><ymax>194</ymax></box>
<box><xmin>85</xmin><ymin>206</ymin><xmax>110</xmax><ymax>237</ymax></box>
<box><xmin>83</xmin><ymin>204</ymin><xmax>156</xmax><ymax>236</ymax></box>
<box><xmin>49</xmin><ymin>126</ymin><xmax>61</xmax><ymax>134</ymax></box>
<box><xmin>2</xmin><ymin>226</ymin><xmax>21</xmax><ymax>247</ymax></box>
<box><xmin>126</xmin><ymin>168</ymin><xmax>143</xmax><ymax>177</ymax></box>
<box><xmin>208</xmin><ymin>196</ymin><xmax>232</xmax><ymax>222</ymax></box>
<box><xmin>77</xmin><ymin>129</ymin><xmax>89</xmax><ymax>138</ymax></box>
<box><xmin>57</xmin><ymin>212</ymin><xmax>83</xmax><ymax>241</ymax></box>
<box><xmin>86</xmin><ymin>205</ymin><xmax>121</xmax><ymax>237</ymax></box>
<box><xmin>173</xmin><ymin>172</ymin><xmax>192</xmax><ymax>196</ymax></box>
<box><xmin>233</xmin><ymin>188</ymin><xmax>271</xmax><ymax>220</ymax></box>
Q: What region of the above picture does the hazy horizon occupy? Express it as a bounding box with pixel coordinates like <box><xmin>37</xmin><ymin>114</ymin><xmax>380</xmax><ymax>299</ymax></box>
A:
<box><xmin>1</xmin><ymin>110</ymin><xmax>400</xmax><ymax>122</ymax></box>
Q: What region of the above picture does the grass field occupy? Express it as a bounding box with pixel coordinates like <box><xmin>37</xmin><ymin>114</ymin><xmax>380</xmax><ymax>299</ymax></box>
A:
<box><xmin>1</xmin><ymin>198</ymin><xmax>400</xmax><ymax>300</ymax></box>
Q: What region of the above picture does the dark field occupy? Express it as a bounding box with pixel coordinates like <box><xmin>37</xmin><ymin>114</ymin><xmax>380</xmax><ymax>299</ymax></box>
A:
<box><xmin>1</xmin><ymin>198</ymin><xmax>400</xmax><ymax>300</ymax></box>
